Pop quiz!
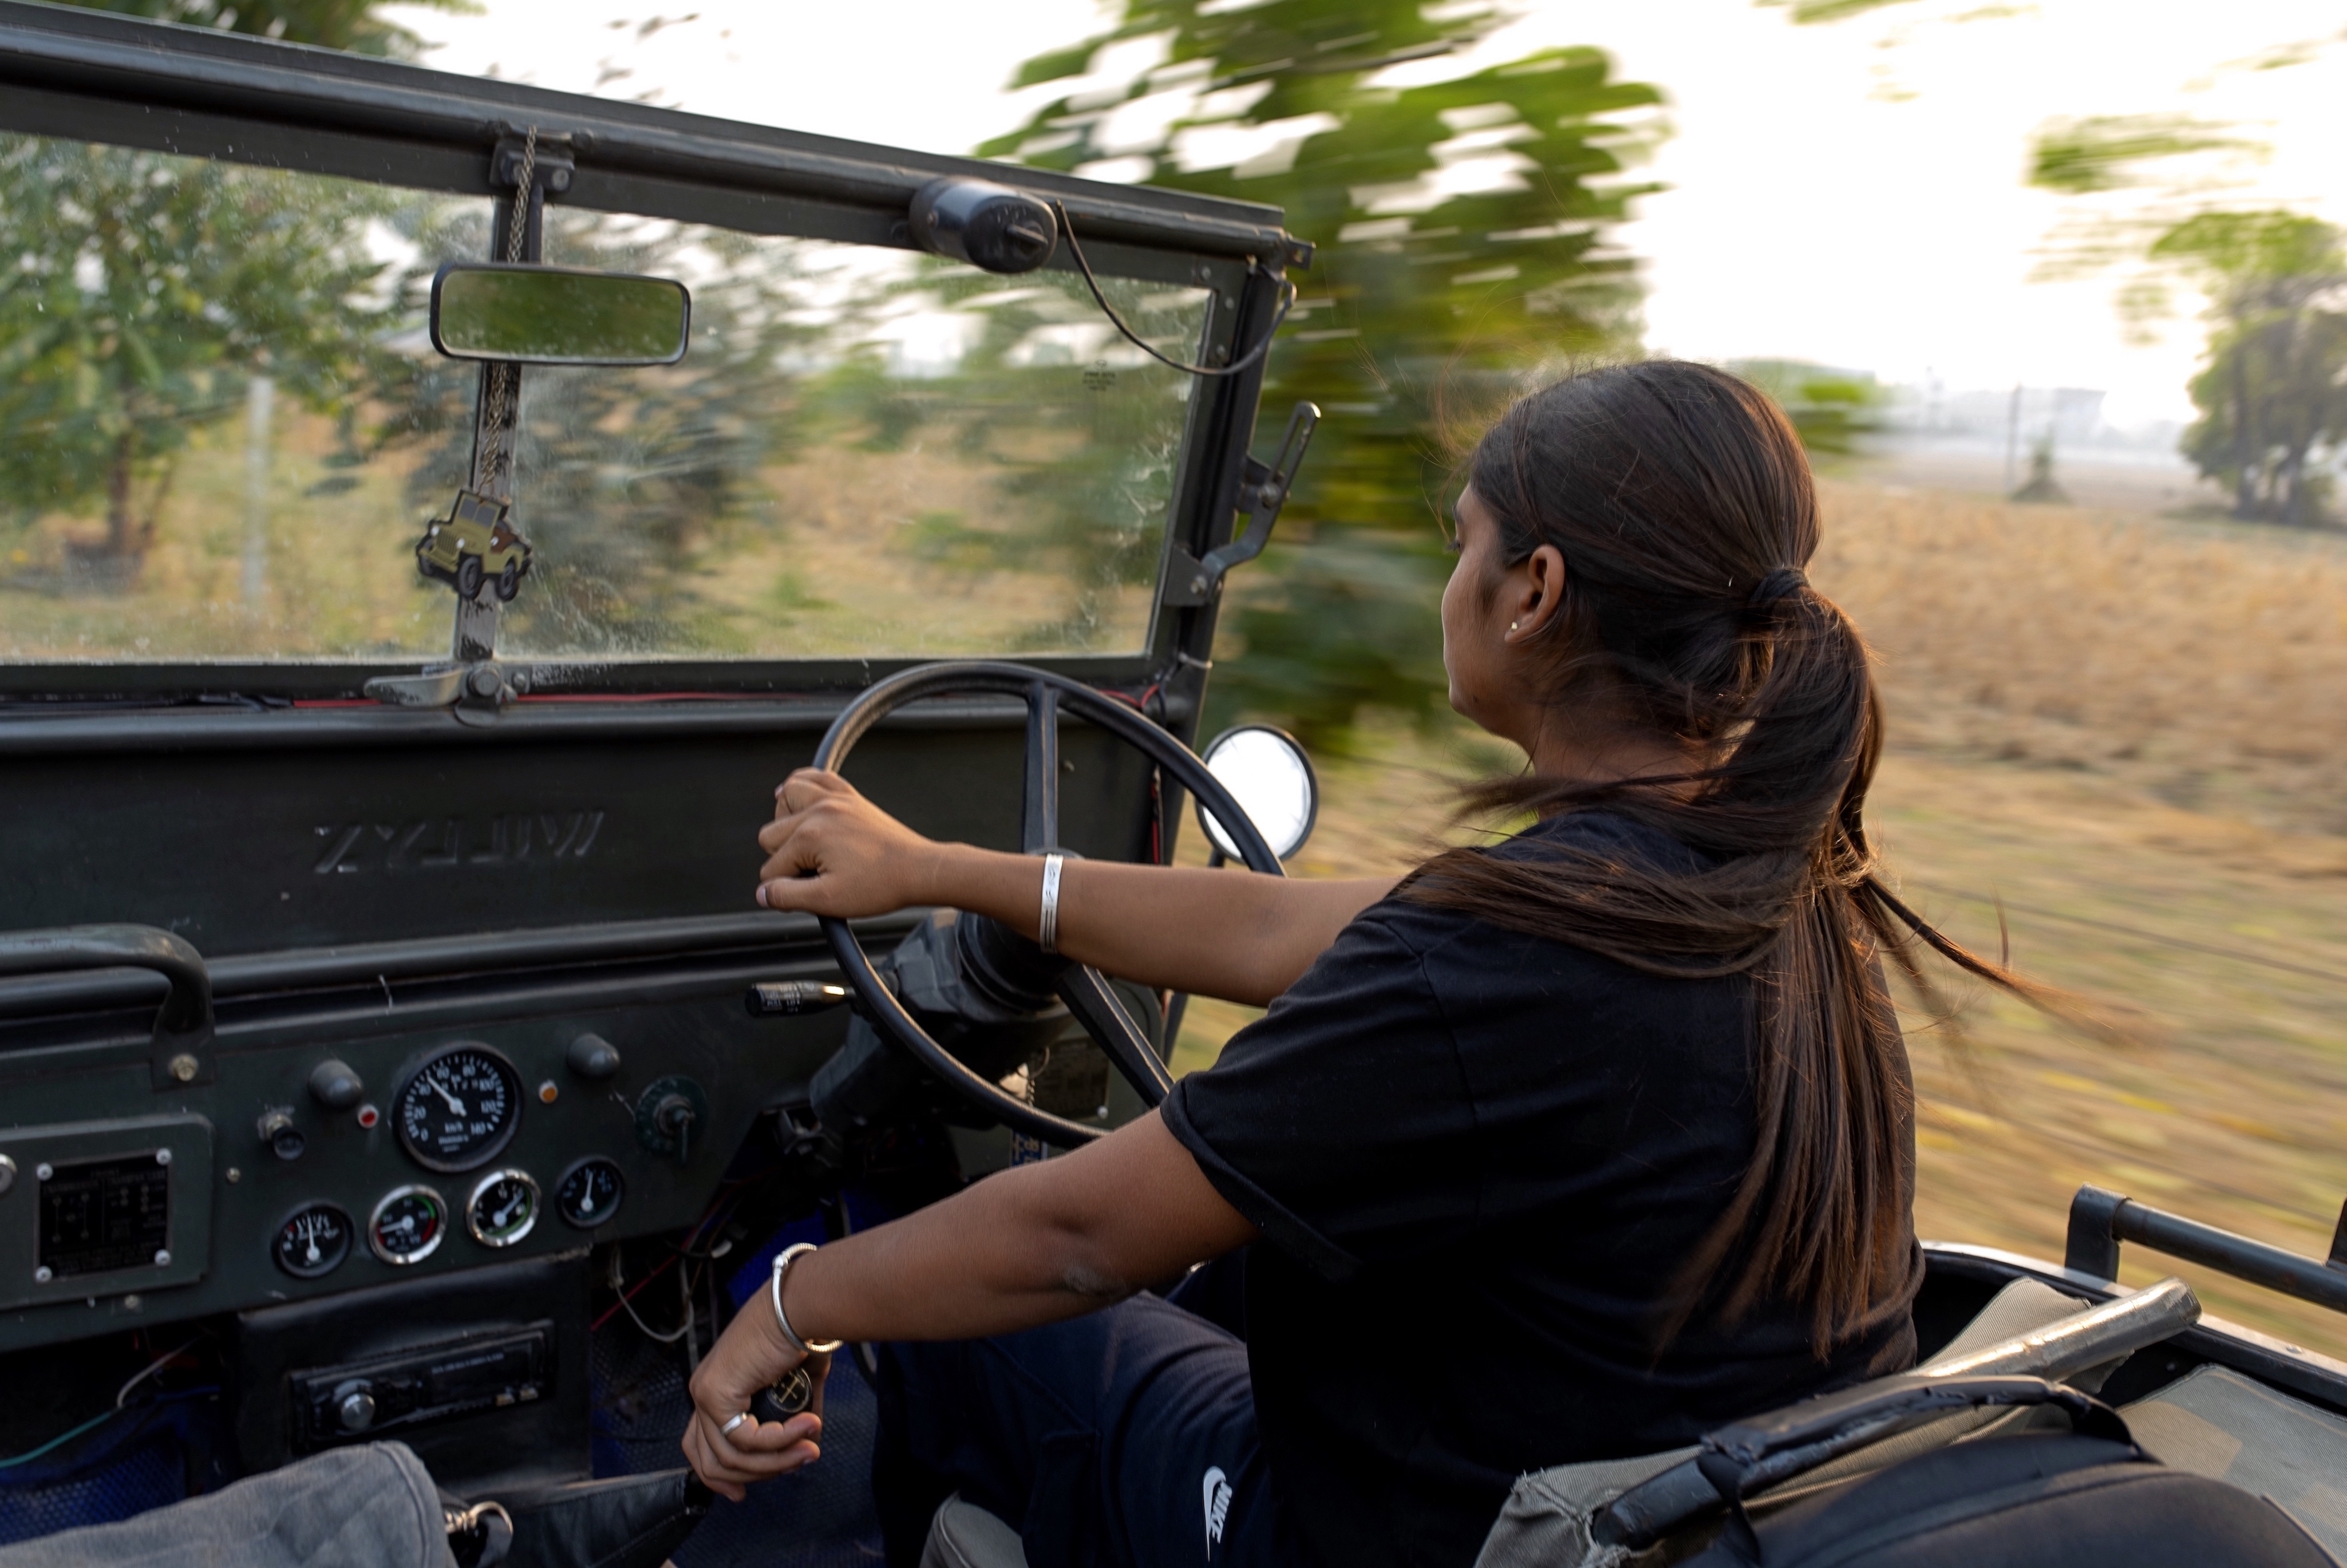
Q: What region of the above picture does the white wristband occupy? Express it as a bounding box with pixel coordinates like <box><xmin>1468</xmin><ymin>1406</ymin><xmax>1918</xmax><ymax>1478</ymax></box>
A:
<box><xmin>1038</xmin><ymin>852</ymin><xmax>1065</xmax><ymax>955</ymax></box>
<box><xmin>771</xmin><ymin>1242</ymin><xmax>843</xmax><ymax>1356</ymax></box>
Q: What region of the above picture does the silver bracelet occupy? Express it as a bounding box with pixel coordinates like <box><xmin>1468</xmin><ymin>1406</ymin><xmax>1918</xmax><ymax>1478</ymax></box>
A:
<box><xmin>770</xmin><ymin>1242</ymin><xmax>843</xmax><ymax>1356</ymax></box>
<box><xmin>1038</xmin><ymin>852</ymin><xmax>1065</xmax><ymax>955</ymax></box>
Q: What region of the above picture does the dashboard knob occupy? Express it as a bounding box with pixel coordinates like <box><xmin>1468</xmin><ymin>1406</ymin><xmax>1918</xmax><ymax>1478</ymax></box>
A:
<box><xmin>566</xmin><ymin>1034</ymin><xmax>622</xmax><ymax>1080</ymax></box>
<box><xmin>308</xmin><ymin>1059</ymin><xmax>365</xmax><ymax>1109</ymax></box>
<box><xmin>256</xmin><ymin>1108</ymin><xmax>305</xmax><ymax>1162</ymax></box>
<box><xmin>336</xmin><ymin>1383</ymin><xmax>377</xmax><ymax>1432</ymax></box>
<box><xmin>651</xmin><ymin>1095</ymin><xmax>697</xmax><ymax>1162</ymax></box>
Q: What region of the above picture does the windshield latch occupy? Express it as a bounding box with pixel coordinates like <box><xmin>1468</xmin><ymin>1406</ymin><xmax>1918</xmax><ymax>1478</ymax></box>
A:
<box><xmin>1161</xmin><ymin>401</ymin><xmax>1318</xmax><ymax>609</ymax></box>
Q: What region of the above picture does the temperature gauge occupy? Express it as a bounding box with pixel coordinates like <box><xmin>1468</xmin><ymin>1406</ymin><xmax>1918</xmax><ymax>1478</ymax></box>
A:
<box><xmin>556</xmin><ymin>1157</ymin><xmax>625</xmax><ymax>1230</ymax></box>
<box><xmin>465</xmin><ymin>1169</ymin><xmax>540</xmax><ymax>1249</ymax></box>
<box><xmin>272</xmin><ymin>1203</ymin><xmax>353</xmax><ymax>1279</ymax></box>
<box><xmin>368</xmin><ymin>1184</ymin><xmax>447</xmax><ymax>1266</ymax></box>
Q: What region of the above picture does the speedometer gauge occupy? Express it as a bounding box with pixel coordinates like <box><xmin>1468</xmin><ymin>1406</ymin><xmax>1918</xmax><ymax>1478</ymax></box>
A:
<box><xmin>394</xmin><ymin>1043</ymin><xmax>520</xmax><ymax>1172</ymax></box>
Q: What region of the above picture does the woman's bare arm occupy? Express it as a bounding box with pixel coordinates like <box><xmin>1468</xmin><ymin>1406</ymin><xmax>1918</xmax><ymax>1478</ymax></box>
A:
<box><xmin>756</xmin><ymin>769</ymin><xmax>1392</xmax><ymax>1005</ymax></box>
<box><xmin>682</xmin><ymin>1111</ymin><xmax>1256</xmax><ymax>1496</ymax></box>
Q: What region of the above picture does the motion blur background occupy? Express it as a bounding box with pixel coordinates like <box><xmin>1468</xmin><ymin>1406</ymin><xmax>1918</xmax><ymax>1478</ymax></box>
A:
<box><xmin>11</xmin><ymin>0</ymin><xmax>2347</xmax><ymax>1354</ymax></box>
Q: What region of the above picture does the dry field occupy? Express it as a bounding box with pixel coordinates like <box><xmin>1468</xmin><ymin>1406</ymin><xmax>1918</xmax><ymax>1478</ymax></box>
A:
<box><xmin>1178</xmin><ymin>480</ymin><xmax>2347</xmax><ymax>1359</ymax></box>
<box><xmin>0</xmin><ymin>404</ymin><xmax>1157</xmax><ymax>665</ymax></box>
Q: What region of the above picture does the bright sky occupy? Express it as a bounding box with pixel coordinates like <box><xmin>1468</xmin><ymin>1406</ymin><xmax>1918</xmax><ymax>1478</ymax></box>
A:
<box><xmin>384</xmin><ymin>0</ymin><xmax>2347</xmax><ymax>428</ymax></box>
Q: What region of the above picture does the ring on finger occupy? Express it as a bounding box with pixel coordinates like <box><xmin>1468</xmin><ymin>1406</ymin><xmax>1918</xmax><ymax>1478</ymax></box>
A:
<box><xmin>721</xmin><ymin>1412</ymin><xmax>749</xmax><ymax>1436</ymax></box>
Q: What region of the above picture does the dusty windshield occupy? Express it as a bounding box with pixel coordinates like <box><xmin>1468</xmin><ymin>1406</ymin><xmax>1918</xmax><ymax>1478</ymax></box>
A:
<box><xmin>0</xmin><ymin>132</ymin><xmax>1208</xmax><ymax>663</ymax></box>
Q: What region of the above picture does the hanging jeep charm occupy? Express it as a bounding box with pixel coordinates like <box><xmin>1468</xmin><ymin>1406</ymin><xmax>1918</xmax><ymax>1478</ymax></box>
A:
<box><xmin>417</xmin><ymin>488</ymin><xmax>532</xmax><ymax>602</ymax></box>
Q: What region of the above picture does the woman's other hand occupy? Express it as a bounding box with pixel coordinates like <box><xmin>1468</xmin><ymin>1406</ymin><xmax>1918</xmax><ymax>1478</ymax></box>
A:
<box><xmin>682</xmin><ymin>1297</ymin><xmax>829</xmax><ymax>1502</ymax></box>
<box><xmin>757</xmin><ymin>769</ymin><xmax>945</xmax><ymax>918</ymax></box>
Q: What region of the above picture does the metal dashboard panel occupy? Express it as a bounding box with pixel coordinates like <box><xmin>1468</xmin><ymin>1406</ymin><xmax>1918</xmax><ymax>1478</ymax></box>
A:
<box><xmin>0</xmin><ymin>1113</ymin><xmax>213</xmax><ymax>1312</ymax></box>
<box><xmin>0</xmin><ymin>963</ymin><xmax>842</xmax><ymax>1354</ymax></box>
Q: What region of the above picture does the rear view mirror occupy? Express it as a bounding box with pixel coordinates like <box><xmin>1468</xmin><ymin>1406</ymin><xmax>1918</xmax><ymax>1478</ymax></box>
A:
<box><xmin>429</xmin><ymin>263</ymin><xmax>692</xmax><ymax>366</ymax></box>
<box><xmin>1196</xmin><ymin>726</ymin><xmax>1319</xmax><ymax>862</ymax></box>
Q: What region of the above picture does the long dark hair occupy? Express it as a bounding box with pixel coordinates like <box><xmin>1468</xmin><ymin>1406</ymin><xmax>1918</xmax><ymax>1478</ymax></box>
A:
<box><xmin>1402</xmin><ymin>359</ymin><xmax>2032</xmax><ymax>1352</ymax></box>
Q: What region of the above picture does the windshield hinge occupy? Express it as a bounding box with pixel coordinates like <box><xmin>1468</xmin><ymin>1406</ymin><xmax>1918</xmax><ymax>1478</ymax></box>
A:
<box><xmin>1161</xmin><ymin>401</ymin><xmax>1318</xmax><ymax>609</ymax></box>
<box><xmin>362</xmin><ymin>660</ymin><xmax>530</xmax><ymax>718</ymax></box>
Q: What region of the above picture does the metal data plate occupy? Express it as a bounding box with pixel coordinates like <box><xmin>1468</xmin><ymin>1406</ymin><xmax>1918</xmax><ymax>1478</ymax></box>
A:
<box><xmin>0</xmin><ymin>1114</ymin><xmax>213</xmax><ymax>1312</ymax></box>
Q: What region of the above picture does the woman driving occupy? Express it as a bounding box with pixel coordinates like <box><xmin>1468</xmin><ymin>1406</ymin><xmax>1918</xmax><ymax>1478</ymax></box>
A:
<box><xmin>682</xmin><ymin>360</ymin><xmax>2015</xmax><ymax>1568</ymax></box>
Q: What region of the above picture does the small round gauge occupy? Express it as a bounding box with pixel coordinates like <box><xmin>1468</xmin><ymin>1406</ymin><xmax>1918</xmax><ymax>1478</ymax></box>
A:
<box><xmin>556</xmin><ymin>1157</ymin><xmax>625</xmax><ymax>1230</ymax></box>
<box><xmin>466</xmin><ymin>1169</ymin><xmax>541</xmax><ymax>1249</ymax></box>
<box><xmin>394</xmin><ymin>1044</ymin><xmax>521</xmax><ymax>1173</ymax></box>
<box><xmin>272</xmin><ymin>1202</ymin><xmax>353</xmax><ymax>1279</ymax></box>
<box><xmin>368</xmin><ymin>1184</ymin><xmax>447</xmax><ymax>1266</ymax></box>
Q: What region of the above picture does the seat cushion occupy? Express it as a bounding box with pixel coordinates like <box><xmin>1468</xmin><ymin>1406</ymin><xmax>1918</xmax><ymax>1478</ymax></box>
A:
<box><xmin>922</xmin><ymin>1493</ymin><xmax>1030</xmax><ymax>1568</ymax></box>
<box><xmin>1682</xmin><ymin>1433</ymin><xmax>2337</xmax><ymax>1568</ymax></box>
<box><xmin>2125</xmin><ymin>1364</ymin><xmax>2347</xmax><ymax>1561</ymax></box>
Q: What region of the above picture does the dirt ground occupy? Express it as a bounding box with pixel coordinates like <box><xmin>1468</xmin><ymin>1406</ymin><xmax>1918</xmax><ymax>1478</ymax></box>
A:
<box><xmin>1176</xmin><ymin>479</ymin><xmax>2347</xmax><ymax>1360</ymax></box>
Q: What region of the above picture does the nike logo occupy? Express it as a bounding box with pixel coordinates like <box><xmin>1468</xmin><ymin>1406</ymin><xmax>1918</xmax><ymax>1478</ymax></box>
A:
<box><xmin>1203</xmin><ymin>1465</ymin><xmax>1233</xmax><ymax>1557</ymax></box>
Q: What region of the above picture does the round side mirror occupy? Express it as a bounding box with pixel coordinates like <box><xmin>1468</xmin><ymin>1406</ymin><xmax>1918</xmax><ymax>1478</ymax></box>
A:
<box><xmin>1196</xmin><ymin>726</ymin><xmax>1319</xmax><ymax>862</ymax></box>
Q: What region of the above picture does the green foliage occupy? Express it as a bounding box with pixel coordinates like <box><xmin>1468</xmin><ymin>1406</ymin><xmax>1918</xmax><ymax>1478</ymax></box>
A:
<box><xmin>1729</xmin><ymin>359</ymin><xmax>1884</xmax><ymax>456</ymax></box>
<box><xmin>2150</xmin><ymin>211</ymin><xmax>2344</xmax><ymax>293</ymax></box>
<box><xmin>60</xmin><ymin>0</ymin><xmax>476</xmax><ymax>58</ymax></box>
<box><xmin>1755</xmin><ymin>0</ymin><xmax>1918</xmax><ymax>22</ymax></box>
<box><xmin>2029</xmin><ymin>116</ymin><xmax>2251</xmax><ymax>196</ymax></box>
<box><xmin>0</xmin><ymin>0</ymin><xmax>475</xmax><ymax>576</ymax></box>
<box><xmin>2154</xmin><ymin>212</ymin><xmax>2347</xmax><ymax>527</ymax></box>
<box><xmin>0</xmin><ymin>137</ymin><xmax>405</xmax><ymax>566</ymax></box>
<box><xmin>982</xmin><ymin>0</ymin><xmax>1661</xmax><ymax>741</ymax></box>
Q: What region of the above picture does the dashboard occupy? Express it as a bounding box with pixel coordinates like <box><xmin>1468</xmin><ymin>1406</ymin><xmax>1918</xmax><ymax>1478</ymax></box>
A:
<box><xmin>0</xmin><ymin>922</ymin><xmax>866</xmax><ymax>1359</ymax></box>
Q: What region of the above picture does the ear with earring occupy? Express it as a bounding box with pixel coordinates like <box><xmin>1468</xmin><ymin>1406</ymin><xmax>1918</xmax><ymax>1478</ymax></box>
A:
<box><xmin>1508</xmin><ymin>620</ymin><xmax>1520</xmax><ymax>631</ymax></box>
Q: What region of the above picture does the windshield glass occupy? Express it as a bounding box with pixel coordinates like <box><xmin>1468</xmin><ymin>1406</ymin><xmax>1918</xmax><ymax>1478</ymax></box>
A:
<box><xmin>0</xmin><ymin>133</ymin><xmax>1211</xmax><ymax>665</ymax></box>
<box><xmin>511</xmin><ymin>212</ymin><xmax>1208</xmax><ymax>659</ymax></box>
<box><xmin>0</xmin><ymin>132</ymin><xmax>479</xmax><ymax>661</ymax></box>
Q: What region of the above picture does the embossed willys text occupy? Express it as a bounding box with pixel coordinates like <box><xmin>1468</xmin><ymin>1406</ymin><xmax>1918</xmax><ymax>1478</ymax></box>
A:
<box><xmin>311</xmin><ymin>812</ymin><xmax>604</xmax><ymax>874</ymax></box>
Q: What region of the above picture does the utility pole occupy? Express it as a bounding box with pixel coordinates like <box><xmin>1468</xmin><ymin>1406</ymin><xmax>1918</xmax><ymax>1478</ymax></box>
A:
<box><xmin>2005</xmin><ymin>382</ymin><xmax>2022</xmax><ymax>495</ymax></box>
<box><xmin>242</xmin><ymin>373</ymin><xmax>273</xmax><ymax>610</ymax></box>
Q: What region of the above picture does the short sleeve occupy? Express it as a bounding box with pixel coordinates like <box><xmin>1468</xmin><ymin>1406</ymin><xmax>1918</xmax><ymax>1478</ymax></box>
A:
<box><xmin>1160</xmin><ymin>911</ymin><xmax>1477</xmax><ymax>1283</ymax></box>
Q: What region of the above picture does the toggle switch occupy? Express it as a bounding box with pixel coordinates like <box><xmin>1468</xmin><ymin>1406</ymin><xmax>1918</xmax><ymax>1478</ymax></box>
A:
<box><xmin>257</xmin><ymin>1108</ymin><xmax>306</xmax><ymax>1162</ymax></box>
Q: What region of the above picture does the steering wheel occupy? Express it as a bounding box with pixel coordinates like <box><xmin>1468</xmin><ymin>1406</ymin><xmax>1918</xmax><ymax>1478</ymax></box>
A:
<box><xmin>811</xmin><ymin>661</ymin><xmax>1285</xmax><ymax>1146</ymax></box>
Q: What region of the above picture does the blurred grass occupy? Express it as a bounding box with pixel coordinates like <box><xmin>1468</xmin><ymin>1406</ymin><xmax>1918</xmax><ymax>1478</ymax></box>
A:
<box><xmin>1174</xmin><ymin>479</ymin><xmax>2347</xmax><ymax>1360</ymax></box>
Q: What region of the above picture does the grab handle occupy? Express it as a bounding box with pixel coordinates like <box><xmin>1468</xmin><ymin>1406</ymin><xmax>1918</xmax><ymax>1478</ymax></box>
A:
<box><xmin>0</xmin><ymin>924</ymin><xmax>215</xmax><ymax>1086</ymax></box>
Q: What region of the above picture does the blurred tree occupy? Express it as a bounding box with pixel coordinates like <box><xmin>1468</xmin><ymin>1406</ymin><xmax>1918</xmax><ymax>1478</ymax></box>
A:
<box><xmin>982</xmin><ymin>0</ymin><xmax>1661</xmax><ymax>742</ymax></box>
<box><xmin>1730</xmin><ymin>360</ymin><xmax>1885</xmax><ymax>456</ymax></box>
<box><xmin>0</xmin><ymin>140</ymin><xmax>404</xmax><ymax>574</ymax></box>
<box><xmin>62</xmin><ymin>0</ymin><xmax>475</xmax><ymax>57</ymax></box>
<box><xmin>0</xmin><ymin>0</ymin><xmax>473</xmax><ymax>579</ymax></box>
<box><xmin>1755</xmin><ymin>0</ymin><xmax>1916</xmax><ymax>21</ymax></box>
<box><xmin>2155</xmin><ymin>213</ymin><xmax>2347</xmax><ymax>527</ymax></box>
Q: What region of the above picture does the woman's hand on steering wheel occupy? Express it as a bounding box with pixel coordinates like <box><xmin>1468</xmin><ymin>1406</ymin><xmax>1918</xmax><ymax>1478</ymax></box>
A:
<box><xmin>757</xmin><ymin>769</ymin><xmax>946</xmax><ymax>919</ymax></box>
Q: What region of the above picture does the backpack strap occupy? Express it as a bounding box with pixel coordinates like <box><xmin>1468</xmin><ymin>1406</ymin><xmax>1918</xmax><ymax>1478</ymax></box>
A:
<box><xmin>1594</xmin><ymin>1375</ymin><xmax>2133</xmax><ymax>1552</ymax></box>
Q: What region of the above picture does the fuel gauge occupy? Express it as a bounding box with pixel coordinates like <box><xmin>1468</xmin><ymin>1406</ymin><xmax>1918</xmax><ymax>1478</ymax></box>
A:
<box><xmin>557</xmin><ymin>1157</ymin><xmax>625</xmax><ymax>1230</ymax></box>
<box><xmin>465</xmin><ymin>1169</ymin><xmax>540</xmax><ymax>1248</ymax></box>
<box><xmin>273</xmin><ymin>1202</ymin><xmax>353</xmax><ymax>1279</ymax></box>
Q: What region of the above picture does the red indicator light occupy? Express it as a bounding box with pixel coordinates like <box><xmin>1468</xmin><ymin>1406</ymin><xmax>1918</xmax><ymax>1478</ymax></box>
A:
<box><xmin>355</xmin><ymin>1104</ymin><xmax>380</xmax><ymax>1129</ymax></box>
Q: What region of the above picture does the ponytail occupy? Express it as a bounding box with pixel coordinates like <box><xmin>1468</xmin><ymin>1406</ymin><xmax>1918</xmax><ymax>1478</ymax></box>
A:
<box><xmin>1405</xmin><ymin>361</ymin><xmax>2044</xmax><ymax>1350</ymax></box>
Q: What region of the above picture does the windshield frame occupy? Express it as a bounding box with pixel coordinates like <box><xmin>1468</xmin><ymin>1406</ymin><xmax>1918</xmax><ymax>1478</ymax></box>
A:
<box><xmin>0</xmin><ymin>0</ymin><xmax>1305</xmax><ymax>701</ymax></box>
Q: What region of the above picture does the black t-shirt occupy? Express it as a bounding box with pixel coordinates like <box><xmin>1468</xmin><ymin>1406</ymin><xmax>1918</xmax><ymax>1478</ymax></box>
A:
<box><xmin>1160</xmin><ymin>812</ymin><xmax>1921</xmax><ymax>1568</ymax></box>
